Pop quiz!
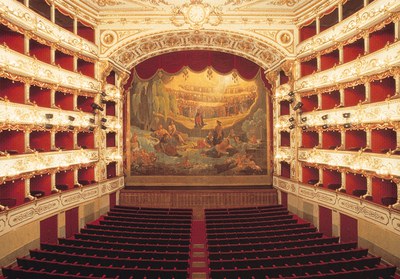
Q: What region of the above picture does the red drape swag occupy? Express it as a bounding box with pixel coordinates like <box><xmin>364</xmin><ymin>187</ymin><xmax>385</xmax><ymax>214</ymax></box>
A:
<box><xmin>133</xmin><ymin>50</ymin><xmax>265</xmax><ymax>83</ymax></box>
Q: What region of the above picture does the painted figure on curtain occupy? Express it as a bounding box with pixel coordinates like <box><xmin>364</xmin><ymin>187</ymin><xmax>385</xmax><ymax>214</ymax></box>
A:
<box><xmin>130</xmin><ymin>66</ymin><xmax>267</xmax><ymax>176</ymax></box>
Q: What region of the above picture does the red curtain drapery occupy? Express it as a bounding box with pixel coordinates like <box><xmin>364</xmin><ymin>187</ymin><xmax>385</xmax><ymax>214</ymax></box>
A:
<box><xmin>133</xmin><ymin>50</ymin><xmax>266</xmax><ymax>84</ymax></box>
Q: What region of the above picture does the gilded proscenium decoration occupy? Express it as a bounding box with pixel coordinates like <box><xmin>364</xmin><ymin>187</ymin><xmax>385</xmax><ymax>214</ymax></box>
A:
<box><xmin>0</xmin><ymin>45</ymin><xmax>101</xmax><ymax>93</ymax></box>
<box><xmin>298</xmin><ymin>148</ymin><xmax>400</xmax><ymax>177</ymax></box>
<box><xmin>0</xmin><ymin>0</ymin><xmax>97</xmax><ymax>59</ymax></box>
<box><xmin>110</xmin><ymin>30</ymin><xmax>285</xmax><ymax>70</ymax></box>
<box><xmin>295</xmin><ymin>40</ymin><xmax>400</xmax><ymax>93</ymax></box>
<box><xmin>0</xmin><ymin>149</ymin><xmax>98</xmax><ymax>180</ymax></box>
<box><xmin>171</xmin><ymin>1</ymin><xmax>222</xmax><ymax>29</ymax></box>
<box><xmin>299</xmin><ymin>99</ymin><xmax>400</xmax><ymax>128</ymax></box>
<box><xmin>296</xmin><ymin>0</ymin><xmax>400</xmax><ymax>58</ymax></box>
<box><xmin>274</xmin><ymin>176</ymin><xmax>400</xmax><ymax>235</ymax></box>
<box><xmin>0</xmin><ymin>101</ymin><xmax>95</xmax><ymax>130</ymax></box>
<box><xmin>93</xmin><ymin>0</ymin><xmax>123</xmax><ymax>6</ymax></box>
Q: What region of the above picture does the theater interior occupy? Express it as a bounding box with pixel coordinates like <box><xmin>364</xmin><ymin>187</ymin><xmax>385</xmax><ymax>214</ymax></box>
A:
<box><xmin>0</xmin><ymin>0</ymin><xmax>400</xmax><ymax>278</ymax></box>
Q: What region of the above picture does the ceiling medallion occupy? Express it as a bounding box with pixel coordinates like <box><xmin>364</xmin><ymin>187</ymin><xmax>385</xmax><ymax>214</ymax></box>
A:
<box><xmin>171</xmin><ymin>0</ymin><xmax>222</xmax><ymax>30</ymax></box>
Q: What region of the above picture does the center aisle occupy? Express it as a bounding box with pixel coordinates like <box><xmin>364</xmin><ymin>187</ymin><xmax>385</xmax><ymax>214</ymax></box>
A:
<box><xmin>190</xmin><ymin>220</ymin><xmax>209</xmax><ymax>279</ymax></box>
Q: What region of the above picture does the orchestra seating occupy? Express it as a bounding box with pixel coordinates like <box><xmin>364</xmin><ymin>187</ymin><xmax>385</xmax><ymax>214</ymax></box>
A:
<box><xmin>205</xmin><ymin>205</ymin><xmax>398</xmax><ymax>279</ymax></box>
<box><xmin>2</xmin><ymin>204</ymin><xmax>399</xmax><ymax>278</ymax></box>
<box><xmin>2</xmin><ymin>206</ymin><xmax>193</xmax><ymax>279</ymax></box>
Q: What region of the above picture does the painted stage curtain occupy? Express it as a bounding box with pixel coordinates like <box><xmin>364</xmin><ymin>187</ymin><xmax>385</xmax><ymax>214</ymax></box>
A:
<box><xmin>134</xmin><ymin>50</ymin><xmax>265</xmax><ymax>83</ymax></box>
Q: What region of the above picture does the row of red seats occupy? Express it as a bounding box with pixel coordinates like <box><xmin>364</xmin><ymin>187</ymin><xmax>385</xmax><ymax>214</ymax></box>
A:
<box><xmin>205</xmin><ymin>213</ymin><xmax>294</xmax><ymax>224</ymax></box>
<box><xmin>208</xmin><ymin>236</ymin><xmax>338</xmax><ymax>253</ymax></box>
<box><xmin>29</xmin><ymin>249</ymin><xmax>189</xmax><ymax>269</ymax></box>
<box><xmin>209</xmin><ymin>248</ymin><xmax>369</xmax><ymax>269</ymax></box>
<box><xmin>207</xmin><ymin>223</ymin><xmax>314</xmax><ymax>239</ymax></box>
<box><xmin>99</xmin><ymin>219</ymin><xmax>191</xmax><ymax>229</ymax></box>
<box><xmin>107</xmin><ymin>211</ymin><xmax>192</xmax><ymax>220</ymax></box>
<box><xmin>92</xmin><ymin>222</ymin><xmax>191</xmax><ymax>234</ymax></box>
<box><xmin>205</xmin><ymin>204</ymin><xmax>283</xmax><ymax>214</ymax></box>
<box><xmin>74</xmin><ymin>232</ymin><xmax>191</xmax><ymax>245</ymax></box>
<box><xmin>80</xmin><ymin>227</ymin><xmax>191</xmax><ymax>240</ymax></box>
<box><xmin>207</xmin><ymin>231</ymin><xmax>323</xmax><ymax>246</ymax></box>
<box><xmin>103</xmin><ymin>215</ymin><xmax>191</xmax><ymax>224</ymax></box>
<box><xmin>2</xmin><ymin>266</ymin><xmax>116</xmax><ymax>279</ymax></box>
<box><xmin>40</xmin><ymin>243</ymin><xmax>190</xmax><ymax>260</ymax></box>
<box><xmin>111</xmin><ymin>206</ymin><xmax>192</xmax><ymax>217</ymax></box>
<box><xmin>207</xmin><ymin>227</ymin><xmax>317</xmax><ymax>243</ymax></box>
<box><xmin>205</xmin><ymin>209</ymin><xmax>290</xmax><ymax>221</ymax></box>
<box><xmin>113</xmin><ymin>205</ymin><xmax>192</xmax><ymax>213</ymax></box>
<box><xmin>206</xmin><ymin>219</ymin><xmax>299</xmax><ymax>234</ymax></box>
<box><xmin>209</xmin><ymin>264</ymin><xmax>397</xmax><ymax>279</ymax></box>
<box><xmin>209</xmin><ymin>256</ymin><xmax>389</xmax><ymax>278</ymax></box>
<box><xmin>206</xmin><ymin>215</ymin><xmax>294</xmax><ymax>229</ymax></box>
<box><xmin>208</xmin><ymin>242</ymin><xmax>359</xmax><ymax>260</ymax></box>
<box><xmin>59</xmin><ymin>237</ymin><xmax>190</xmax><ymax>253</ymax></box>
<box><xmin>86</xmin><ymin>223</ymin><xmax>190</xmax><ymax>236</ymax></box>
<box><xmin>14</xmin><ymin>257</ymin><xmax>188</xmax><ymax>279</ymax></box>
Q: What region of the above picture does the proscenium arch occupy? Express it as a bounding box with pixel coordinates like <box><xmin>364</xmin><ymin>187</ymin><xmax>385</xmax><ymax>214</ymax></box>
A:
<box><xmin>107</xmin><ymin>29</ymin><xmax>289</xmax><ymax>72</ymax></box>
<box><xmin>118</xmin><ymin>31</ymin><xmax>279</xmax><ymax>186</ymax></box>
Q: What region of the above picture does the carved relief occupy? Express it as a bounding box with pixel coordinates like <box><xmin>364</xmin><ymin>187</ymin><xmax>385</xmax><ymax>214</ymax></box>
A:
<box><xmin>108</xmin><ymin>30</ymin><xmax>285</xmax><ymax>70</ymax></box>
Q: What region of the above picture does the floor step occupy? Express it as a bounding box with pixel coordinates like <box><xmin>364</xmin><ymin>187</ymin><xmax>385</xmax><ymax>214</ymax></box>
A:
<box><xmin>191</xmin><ymin>272</ymin><xmax>207</xmax><ymax>279</ymax></box>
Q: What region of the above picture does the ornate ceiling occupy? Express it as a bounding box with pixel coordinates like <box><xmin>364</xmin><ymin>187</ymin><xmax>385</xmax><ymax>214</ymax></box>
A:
<box><xmin>58</xmin><ymin>0</ymin><xmax>337</xmax><ymax>71</ymax></box>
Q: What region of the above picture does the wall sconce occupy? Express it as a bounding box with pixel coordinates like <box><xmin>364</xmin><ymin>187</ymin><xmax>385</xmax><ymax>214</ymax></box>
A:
<box><xmin>293</xmin><ymin>102</ymin><xmax>303</xmax><ymax>111</ymax></box>
<box><xmin>301</xmin><ymin>117</ymin><xmax>307</xmax><ymax>122</ymax></box>
<box><xmin>302</xmin><ymin>126</ymin><xmax>308</xmax><ymax>131</ymax></box>
<box><xmin>101</xmin><ymin>92</ymin><xmax>107</xmax><ymax>97</ymax></box>
<box><xmin>68</xmin><ymin>116</ymin><xmax>75</xmax><ymax>121</ymax></box>
<box><xmin>88</xmin><ymin>127</ymin><xmax>95</xmax><ymax>132</ymax></box>
<box><xmin>91</xmin><ymin>103</ymin><xmax>104</xmax><ymax>111</ymax></box>
<box><xmin>68</xmin><ymin>125</ymin><xmax>74</xmax><ymax>130</ymax></box>
<box><xmin>321</xmin><ymin>114</ymin><xmax>328</xmax><ymax>120</ymax></box>
<box><xmin>289</xmin><ymin>117</ymin><xmax>295</xmax><ymax>122</ymax></box>
<box><xmin>89</xmin><ymin>118</ymin><xmax>95</xmax><ymax>124</ymax></box>
<box><xmin>288</xmin><ymin>98</ymin><xmax>294</xmax><ymax>104</ymax></box>
<box><xmin>101</xmin><ymin>118</ymin><xmax>107</xmax><ymax>123</ymax></box>
<box><xmin>288</xmin><ymin>91</ymin><xmax>294</xmax><ymax>97</ymax></box>
<box><xmin>343</xmin><ymin>113</ymin><xmax>351</xmax><ymax>118</ymax></box>
<box><xmin>45</xmin><ymin>114</ymin><xmax>53</xmax><ymax>119</ymax></box>
<box><xmin>45</xmin><ymin>124</ymin><xmax>53</xmax><ymax>129</ymax></box>
<box><xmin>344</xmin><ymin>123</ymin><xmax>351</xmax><ymax>128</ymax></box>
<box><xmin>289</xmin><ymin>124</ymin><xmax>295</xmax><ymax>129</ymax></box>
<box><xmin>322</xmin><ymin>124</ymin><xmax>329</xmax><ymax>129</ymax></box>
<box><xmin>101</xmin><ymin>125</ymin><xmax>107</xmax><ymax>130</ymax></box>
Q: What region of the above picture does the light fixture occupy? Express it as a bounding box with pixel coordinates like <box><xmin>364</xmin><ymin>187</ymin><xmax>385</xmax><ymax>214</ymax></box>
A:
<box><xmin>322</xmin><ymin>124</ymin><xmax>328</xmax><ymax>129</ymax></box>
<box><xmin>45</xmin><ymin>124</ymin><xmax>53</xmax><ymax>129</ymax></box>
<box><xmin>91</xmin><ymin>103</ymin><xmax>104</xmax><ymax>111</ymax></box>
<box><xmin>288</xmin><ymin>91</ymin><xmax>294</xmax><ymax>97</ymax></box>
<box><xmin>89</xmin><ymin>118</ymin><xmax>95</xmax><ymax>124</ymax></box>
<box><xmin>68</xmin><ymin>116</ymin><xmax>75</xmax><ymax>121</ymax></box>
<box><xmin>68</xmin><ymin>125</ymin><xmax>74</xmax><ymax>130</ymax></box>
<box><xmin>293</xmin><ymin>102</ymin><xmax>303</xmax><ymax>111</ymax></box>
<box><xmin>101</xmin><ymin>118</ymin><xmax>107</xmax><ymax>123</ymax></box>
<box><xmin>289</xmin><ymin>117</ymin><xmax>295</xmax><ymax>122</ymax></box>
<box><xmin>101</xmin><ymin>125</ymin><xmax>107</xmax><ymax>130</ymax></box>
<box><xmin>302</xmin><ymin>126</ymin><xmax>308</xmax><ymax>131</ymax></box>
<box><xmin>322</xmin><ymin>114</ymin><xmax>328</xmax><ymax>120</ymax></box>
<box><xmin>301</xmin><ymin>117</ymin><xmax>307</xmax><ymax>122</ymax></box>
<box><xmin>288</xmin><ymin>98</ymin><xmax>294</xmax><ymax>104</ymax></box>
<box><xmin>88</xmin><ymin>127</ymin><xmax>95</xmax><ymax>132</ymax></box>
<box><xmin>289</xmin><ymin>124</ymin><xmax>295</xmax><ymax>129</ymax></box>
<box><xmin>45</xmin><ymin>113</ymin><xmax>53</xmax><ymax>119</ymax></box>
<box><xmin>343</xmin><ymin>113</ymin><xmax>351</xmax><ymax>118</ymax></box>
<box><xmin>344</xmin><ymin>123</ymin><xmax>351</xmax><ymax>128</ymax></box>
